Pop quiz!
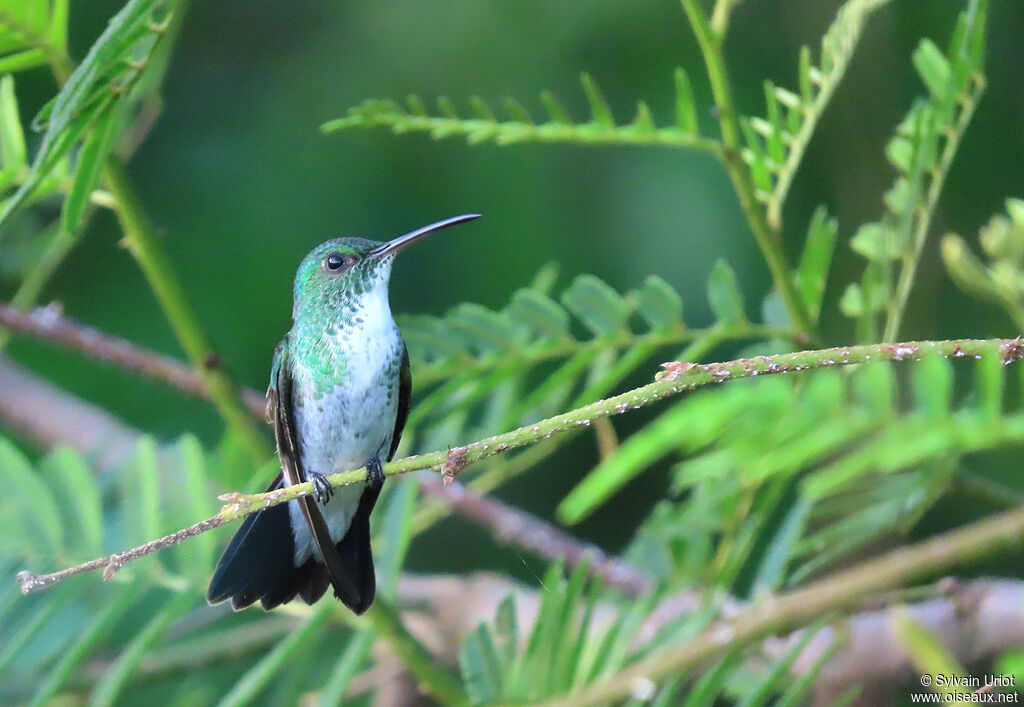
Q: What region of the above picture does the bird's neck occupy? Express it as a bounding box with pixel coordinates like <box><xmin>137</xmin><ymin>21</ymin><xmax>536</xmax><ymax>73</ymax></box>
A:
<box><xmin>291</xmin><ymin>283</ymin><xmax>400</xmax><ymax>394</ymax></box>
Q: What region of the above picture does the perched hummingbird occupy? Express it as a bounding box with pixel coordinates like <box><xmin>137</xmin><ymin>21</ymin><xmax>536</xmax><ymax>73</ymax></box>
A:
<box><xmin>207</xmin><ymin>214</ymin><xmax>481</xmax><ymax>613</ymax></box>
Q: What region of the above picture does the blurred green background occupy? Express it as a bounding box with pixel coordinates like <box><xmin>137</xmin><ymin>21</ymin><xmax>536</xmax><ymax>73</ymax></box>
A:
<box><xmin>3</xmin><ymin>0</ymin><xmax>1023</xmax><ymax>574</ymax></box>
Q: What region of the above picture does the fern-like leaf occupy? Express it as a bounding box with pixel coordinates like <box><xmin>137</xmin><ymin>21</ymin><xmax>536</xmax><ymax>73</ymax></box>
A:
<box><xmin>0</xmin><ymin>0</ymin><xmax>180</xmax><ymax>233</ymax></box>
<box><xmin>322</xmin><ymin>71</ymin><xmax>718</xmax><ymax>153</ymax></box>
<box><xmin>401</xmin><ymin>267</ymin><xmax>786</xmax><ymax>461</ymax></box>
<box><xmin>739</xmin><ymin>0</ymin><xmax>894</xmax><ymax>227</ymax></box>
<box><xmin>841</xmin><ymin>0</ymin><xmax>987</xmax><ymax>341</ymax></box>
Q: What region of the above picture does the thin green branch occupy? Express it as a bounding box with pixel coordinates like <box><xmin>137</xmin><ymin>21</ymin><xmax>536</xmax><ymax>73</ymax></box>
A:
<box><xmin>680</xmin><ymin>0</ymin><xmax>814</xmax><ymax>336</ymax></box>
<box><xmin>16</xmin><ymin>337</ymin><xmax>1024</xmax><ymax>593</ymax></box>
<box><xmin>538</xmin><ymin>500</ymin><xmax>1024</xmax><ymax>707</ymax></box>
<box><xmin>104</xmin><ymin>160</ymin><xmax>270</xmax><ymax>464</ymax></box>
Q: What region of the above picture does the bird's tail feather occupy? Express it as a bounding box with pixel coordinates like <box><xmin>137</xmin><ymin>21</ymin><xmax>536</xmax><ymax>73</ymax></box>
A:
<box><xmin>206</xmin><ymin>474</ymin><xmax>376</xmax><ymax>613</ymax></box>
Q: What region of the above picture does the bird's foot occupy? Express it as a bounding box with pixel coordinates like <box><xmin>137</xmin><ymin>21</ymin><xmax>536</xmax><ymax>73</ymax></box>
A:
<box><xmin>366</xmin><ymin>456</ymin><xmax>385</xmax><ymax>492</ymax></box>
<box><xmin>309</xmin><ymin>471</ymin><xmax>334</xmax><ymax>504</ymax></box>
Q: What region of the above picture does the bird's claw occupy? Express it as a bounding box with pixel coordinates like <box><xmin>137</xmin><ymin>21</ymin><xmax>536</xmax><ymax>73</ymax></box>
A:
<box><xmin>309</xmin><ymin>472</ymin><xmax>334</xmax><ymax>504</ymax></box>
<box><xmin>367</xmin><ymin>457</ymin><xmax>384</xmax><ymax>491</ymax></box>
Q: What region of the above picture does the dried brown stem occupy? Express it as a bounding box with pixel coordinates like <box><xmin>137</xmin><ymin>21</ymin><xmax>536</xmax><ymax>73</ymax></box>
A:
<box><xmin>418</xmin><ymin>475</ymin><xmax>651</xmax><ymax>597</ymax></box>
<box><xmin>0</xmin><ymin>302</ymin><xmax>265</xmax><ymax>414</ymax></box>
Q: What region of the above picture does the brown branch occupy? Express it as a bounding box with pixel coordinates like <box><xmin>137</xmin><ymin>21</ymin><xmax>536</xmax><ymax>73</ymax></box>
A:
<box><xmin>542</xmin><ymin>503</ymin><xmax>1024</xmax><ymax>707</ymax></box>
<box><xmin>789</xmin><ymin>578</ymin><xmax>1024</xmax><ymax>706</ymax></box>
<box><xmin>399</xmin><ymin>574</ymin><xmax>1024</xmax><ymax>707</ymax></box>
<box><xmin>418</xmin><ymin>475</ymin><xmax>651</xmax><ymax>597</ymax></box>
<box><xmin>0</xmin><ymin>358</ymin><xmax>140</xmax><ymax>470</ymax></box>
<box><xmin>0</xmin><ymin>302</ymin><xmax>265</xmax><ymax>414</ymax></box>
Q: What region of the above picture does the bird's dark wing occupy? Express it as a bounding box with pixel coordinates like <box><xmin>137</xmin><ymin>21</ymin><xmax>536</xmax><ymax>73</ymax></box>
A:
<box><xmin>388</xmin><ymin>345</ymin><xmax>411</xmax><ymax>461</ymax></box>
<box><xmin>269</xmin><ymin>338</ymin><xmax>362</xmax><ymax>607</ymax></box>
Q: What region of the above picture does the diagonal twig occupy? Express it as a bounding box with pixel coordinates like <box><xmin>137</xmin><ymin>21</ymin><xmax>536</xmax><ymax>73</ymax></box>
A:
<box><xmin>0</xmin><ymin>303</ymin><xmax>653</xmax><ymax>595</ymax></box>
<box><xmin>6</xmin><ymin>343</ymin><xmax>1024</xmax><ymax>705</ymax></box>
<box><xmin>9</xmin><ymin>333</ymin><xmax>1024</xmax><ymax>593</ymax></box>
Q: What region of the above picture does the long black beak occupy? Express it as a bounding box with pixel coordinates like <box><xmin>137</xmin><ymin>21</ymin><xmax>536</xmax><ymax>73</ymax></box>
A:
<box><xmin>369</xmin><ymin>213</ymin><xmax>481</xmax><ymax>257</ymax></box>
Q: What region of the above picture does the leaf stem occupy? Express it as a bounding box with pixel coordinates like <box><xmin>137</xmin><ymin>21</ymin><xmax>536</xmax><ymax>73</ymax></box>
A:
<box><xmin>414</xmin><ymin>322</ymin><xmax>793</xmax><ymax>387</ymax></box>
<box><xmin>322</xmin><ymin>109</ymin><xmax>723</xmax><ymax>155</ymax></box>
<box><xmin>104</xmin><ymin>160</ymin><xmax>270</xmax><ymax>464</ymax></box>
<box><xmin>680</xmin><ymin>0</ymin><xmax>814</xmax><ymax>336</ymax></box>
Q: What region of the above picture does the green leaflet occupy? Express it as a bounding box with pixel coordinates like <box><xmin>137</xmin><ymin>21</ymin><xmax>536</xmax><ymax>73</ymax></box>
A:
<box><xmin>40</xmin><ymin>446</ymin><xmax>103</xmax><ymax>557</ymax></box>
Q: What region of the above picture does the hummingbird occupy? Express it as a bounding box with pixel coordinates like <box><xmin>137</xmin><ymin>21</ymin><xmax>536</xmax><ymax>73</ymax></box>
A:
<box><xmin>207</xmin><ymin>214</ymin><xmax>481</xmax><ymax>614</ymax></box>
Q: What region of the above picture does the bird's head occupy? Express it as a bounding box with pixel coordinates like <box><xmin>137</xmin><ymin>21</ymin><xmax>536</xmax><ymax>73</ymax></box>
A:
<box><xmin>292</xmin><ymin>214</ymin><xmax>480</xmax><ymax>319</ymax></box>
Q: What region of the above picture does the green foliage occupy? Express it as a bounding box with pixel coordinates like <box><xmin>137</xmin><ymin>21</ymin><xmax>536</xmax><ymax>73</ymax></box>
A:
<box><xmin>401</xmin><ymin>266</ymin><xmax>781</xmax><ymax>459</ymax></box>
<box><xmin>0</xmin><ymin>434</ymin><xmax>427</xmax><ymax>705</ymax></box>
<box><xmin>0</xmin><ymin>0</ymin><xmax>1018</xmax><ymax>704</ymax></box>
<box><xmin>459</xmin><ymin>561</ymin><xmax>656</xmax><ymax>703</ymax></box>
<box><xmin>458</xmin><ymin>561</ymin><xmax>840</xmax><ymax>706</ymax></box>
<box><xmin>0</xmin><ymin>0</ymin><xmax>69</xmax><ymax>75</ymax></box>
<box><xmin>742</xmin><ymin>0</ymin><xmax>893</xmax><ymax>220</ymax></box>
<box><xmin>0</xmin><ymin>0</ymin><xmax>179</xmax><ymax>234</ymax></box>
<box><xmin>943</xmin><ymin>198</ymin><xmax>1024</xmax><ymax>332</ymax></box>
<box><xmin>840</xmin><ymin>0</ymin><xmax>987</xmax><ymax>341</ymax></box>
<box><xmin>620</xmin><ymin>352</ymin><xmax>1024</xmax><ymax>592</ymax></box>
<box><xmin>322</xmin><ymin>70</ymin><xmax>715</xmax><ymax>152</ymax></box>
<box><xmin>796</xmin><ymin>206</ymin><xmax>839</xmax><ymax>324</ymax></box>
<box><xmin>0</xmin><ymin>437</ymin><xmax>195</xmax><ymax>705</ymax></box>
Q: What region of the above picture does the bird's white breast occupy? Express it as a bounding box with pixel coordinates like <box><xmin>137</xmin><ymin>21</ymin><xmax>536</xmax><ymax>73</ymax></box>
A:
<box><xmin>287</xmin><ymin>280</ymin><xmax>404</xmax><ymax>565</ymax></box>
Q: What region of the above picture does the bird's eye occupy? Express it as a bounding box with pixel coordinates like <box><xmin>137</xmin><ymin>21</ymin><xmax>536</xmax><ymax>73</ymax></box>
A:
<box><xmin>324</xmin><ymin>253</ymin><xmax>349</xmax><ymax>271</ymax></box>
